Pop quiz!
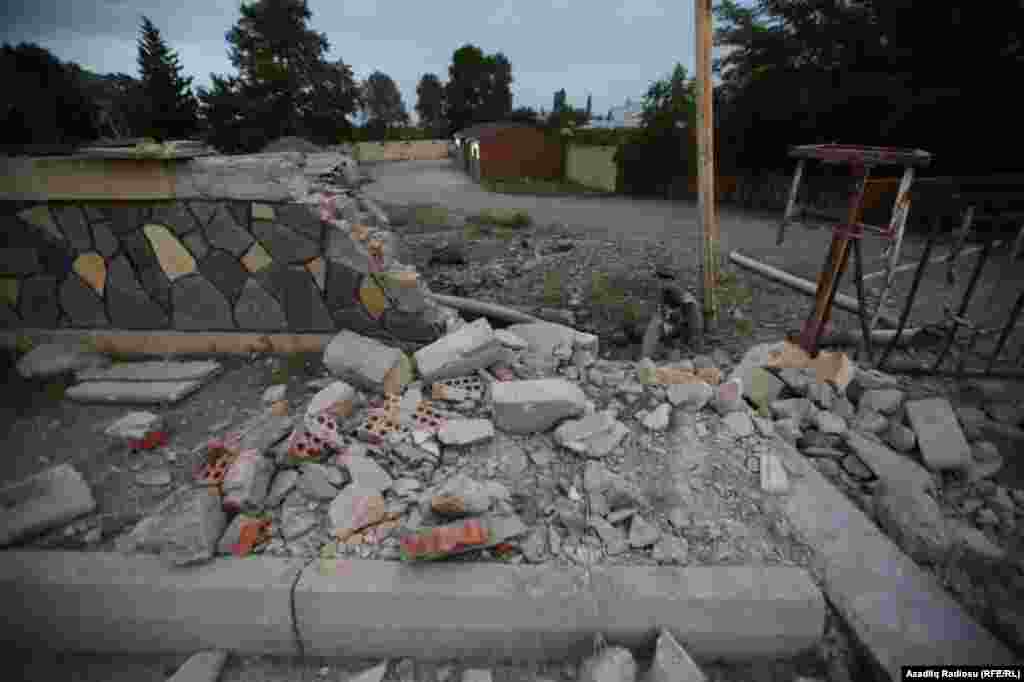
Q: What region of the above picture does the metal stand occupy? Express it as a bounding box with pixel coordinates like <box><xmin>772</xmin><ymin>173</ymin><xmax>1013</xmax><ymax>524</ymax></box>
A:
<box><xmin>777</xmin><ymin>144</ymin><xmax>932</xmax><ymax>356</ymax></box>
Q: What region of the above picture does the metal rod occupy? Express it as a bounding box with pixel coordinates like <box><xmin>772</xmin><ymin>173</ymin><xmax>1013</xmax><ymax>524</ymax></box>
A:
<box><xmin>852</xmin><ymin>238</ymin><xmax>874</xmax><ymax>362</ymax></box>
<box><xmin>946</xmin><ymin>205</ymin><xmax>976</xmax><ymax>284</ymax></box>
<box><xmin>986</xmin><ymin>289</ymin><xmax>1024</xmax><ymax>373</ymax></box>
<box><xmin>878</xmin><ymin>216</ymin><xmax>944</xmax><ymax>369</ymax></box>
<box><xmin>862</xmin><ymin>242</ymin><xmax>993</xmax><ymax>283</ymax></box>
<box><xmin>1013</xmin><ymin>223</ymin><xmax>1024</xmax><ymax>261</ymax></box>
<box><xmin>932</xmin><ymin>239</ymin><xmax>993</xmax><ymax>371</ymax></box>
<box><xmin>882</xmin><ymin>358</ymin><xmax>1024</xmax><ymax>380</ymax></box>
<box><xmin>728</xmin><ymin>251</ymin><xmax>900</xmax><ymax>326</ymax></box>
<box><xmin>778</xmin><ymin>159</ymin><xmax>805</xmax><ymax>245</ymax></box>
<box><xmin>869</xmin><ymin>166</ymin><xmax>916</xmax><ymax>331</ymax></box>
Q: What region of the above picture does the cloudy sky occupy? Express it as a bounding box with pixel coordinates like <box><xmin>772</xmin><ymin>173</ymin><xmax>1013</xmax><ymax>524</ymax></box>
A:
<box><xmin>2</xmin><ymin>0</ymin><xmax>726</xmax><ymax>122</ymax></box>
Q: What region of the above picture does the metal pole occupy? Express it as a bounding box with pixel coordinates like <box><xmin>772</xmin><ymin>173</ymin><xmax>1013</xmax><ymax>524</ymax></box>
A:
<box><xmin>696</xmin><ymin>0</ymin><xmax>719</xmax><ymax>335</ymax></box>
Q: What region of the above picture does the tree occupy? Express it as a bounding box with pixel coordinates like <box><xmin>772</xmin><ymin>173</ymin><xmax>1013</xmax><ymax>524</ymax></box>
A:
<box><xmin>415</xmin><ymin>73</ymin><xmax>445</xmax><ymax>135</ymax></box>
<box><xmin>0</xmin><ymin>43</ymin><xmax>98</xmax><ymax>147</ymax></box>
<box><xmin>443</xmin><ymin>44</ymin><xmax>514</xmax><ymax>135</ymax></box>
<box><xmin>135</xmin><ymin>16</ymin><xmax>199</xmax><ymax>140</ymax></box>
<box><xmin>73</xmin><ymin>68</ymin><xmax>143</xmax><ymax>139</ymax></box>
<box><xmin>199</xmin><ymin>0</ymin><xmax>360</xmax><ymax>152</ymax></box>
<box><xmin>552</xmin><ymin>89</ymin><xmax>567</xmax><ymax>114</ymax></box>
<box><xmin>362</xmin><ymin>70</ymin><xmax>409</xmax><ymax>139</ymax></box>
<box><xmin>586</xmin><ymin>94</ymin><xmax>592</xmax><ymax>120</ymax></box>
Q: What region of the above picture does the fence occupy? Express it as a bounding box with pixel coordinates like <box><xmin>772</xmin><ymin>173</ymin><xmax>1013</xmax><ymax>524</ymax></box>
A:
<box><xmin>354</xmin><ymin>141</ymin><xmax>449</xmax><ymax>163</ymax></box>
<box><xmin>565</xmin><ymin>145</ymin><xmax>618</xmax><ymax>192</ymax></box>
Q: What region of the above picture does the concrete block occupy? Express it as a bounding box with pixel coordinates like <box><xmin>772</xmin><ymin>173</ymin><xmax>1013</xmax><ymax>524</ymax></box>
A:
<box><xmin>0</xmin><ymin>464</ymin><xmax>96</xmax><ymax>547</ymax></box>
<box><xmin>65</xmin><ymin>380</ymin><xmax>205</xmax><ymax>405</ymax></box>
<box><xmin>768</xmin><ymin>439</ymin><xmax>1016</xmax><ymax>678</ymax></box>
<box><xmin>844</xmin><ymin>432</ymin><xmax>933</xmax><ymax>494</ymax></box>
<box><xmin>118</xmin><ymin>485</ymin><xmax>227</xmax><ymax>566</ymax></box>
<box><xmin>491</xmin><ymin>379</ymin><xmax>587</xmax><ymax>434</ymax></box>
<box><xmin>77</xmin><ymin>360</ymin><xmax>222</xmax><ymax>383</ymax></box>
<box><xmin>438</xmin><ymin>419</ymin><xmax>495</xmax><ymax>446</ymax></box>
<box><xmin>415</xmin><ymin>318</ymin><xmax>504</xmax><ymax>383</ymax></box>
<box><xmin>15</xmin><ymin>342</ymin><xmax>110</xmax><ymax>379</ymax></box>
<box><xmin>905</xmin><ymin>398</ymin><xmax>971</xmax><ymax>472</ymax></box>
<box><xmin>0</xmin><ymin>553</ymin><xmax>825</xmax><ymax>663</ymax></box>
<box><xmin>323</xmin><ymin>330</ymin><xmax>403</xmax><ymax>393</ymax></box>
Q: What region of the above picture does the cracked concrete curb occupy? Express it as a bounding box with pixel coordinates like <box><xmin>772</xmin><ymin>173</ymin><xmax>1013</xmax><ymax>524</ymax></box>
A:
<box><xmin>0</xmin><ymin>551</ymin><xmax>824</xmax><ymax>663</ymax></box>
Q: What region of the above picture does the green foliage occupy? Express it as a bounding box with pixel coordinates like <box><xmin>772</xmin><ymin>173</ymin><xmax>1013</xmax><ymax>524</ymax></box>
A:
<box><xmin>134</xmin><ymin>17</ymin><xmax>199</xmax><ymax>141</ymax></box>
<box><xmin>0</xmin><ymin>43</ymin><xmax>100</xmax><ymax>146</ymax></box>
<box><xmin>569</xmin><ymin>128</ymin><xmax>641</xmax><ymax>148</ymax></box>
<box><xmin>467</xmin><ymin>208</ymin><xmax>532</xmax><ymax>228</ymax></box>
<box><xmin>14</xmin><ymin>335</ymin><xmax>35</xmax><ymax>356</ymax></box>
<box><xmin>197</xmin><ymin>0</ymin><xmax>359</xmax><ymax>153</ymax></box>
<box><xmin>462</xmin><ymin>223</ymin><xmax>482</xmax><ymax>241</ymax></box>
<box><xmin>415</xmin><ymin>73</ymin><xmax>446</xmax><ymax>137</ymax></box>
<box><xmin>269</xmin><ymin>353</ymin><xmax>308</xmax><ymax>384</ymax></box>
<box><xmin>444</xmin><ymin>44</ymin><xmax>513</xmax><ymax>135</ymax></box>
<box><xmin>361</xmin><ymin>70</ymin><xmax>410</xmax><ymax>139</ymax></box>
<box><xmin>542</xmin><ymin>271</ymin><xmax>565</xmax><ymax>306</ymax></box>
<box><xmin>412</xmin><ymin>205</ymin><xmax>451</xmax><ymax>227</ymax></box>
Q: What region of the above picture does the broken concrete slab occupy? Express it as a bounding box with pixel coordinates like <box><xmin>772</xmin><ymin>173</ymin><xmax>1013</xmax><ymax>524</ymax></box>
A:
<box><xmin>491</xmin><ymin>379</ymin><xmax>586</xmax><ymax>434</ymax></box>
<box><xmin>415</xmin><ymin>318</ymin><xmax>505</xmax><ymax>383</ymax></box>
<box><xmin>298</xmin><ymin>462</ymin><xmax>342</xmax><ymax>501</ymax></box>
<box><xmin>337</xmin><ymin>453</ymin><xmax>393</xmax><ymax>494</ymax></box>
<box><xmin>323</xmin><ymin>330</ymin><xmax>405</xmax><ymax>394</ymax></box>
<box><xmin>328</xmin><ymin>486</ymin><xmax>386</xmax><ymax>541</ymax></box>
<box><xmin>728</xmin><ymin>341</ymin><xmax>787</xmax><ymax>396</ymax></box>
<box><xmin>65</xmin><ymin>380</ymin><xmax>205</xmax><ymax>405</ymax></box>
<box><xmin>15</xmin><ymin>342</ymin><xmax>111</xmax><ymax>380</ymax></box>
<box><xmin>306</xmin><ymin>380</ymin><xmax>356</xmax><ymax>419</ymax></box>
<box><xmin>166</xmin><ymin>650</ymin><xmax>229</xmax><ymax>682</ymax></box>
<box><xmin>645</xmin><ymin>629</ymin><xmax>707</xmax><ymax>682</ymax></box>
<box><xmin>872</xmin><ymin>481</ymin><xmax>951</xmax><ymax>565</ymax></box>
<box><xmin>503</xmin><ymin>321</ymin><xmax>598</xmax><ymax>359</ymax></box>
<box><xmin>438</xmin><ymin>418</ymin><xmax>495</xmax><ymax>446</ymax></box>
<box><xmin>0</xmin><ymin>552</ymin><xmax>826</xmax><ymax>661</ymax></box>
<box><xmin>229</xmin><ymin>410</ymin><xmax>296</xmax><ymax>456</ymax></box>
<box><xmin>0</xmin><ymin>464</ymin><xmax>97</xmax><ymax>547</ymax></box>
<box><xmin>858</xmin><ymin>389</ymin><xmax>904</xmax><ymax>416</ymax></box>
<box><xmin>723</xmin><ymin>412</ymin><xmax>755</xmax><ymax>437</ymax></box>
<box><xmin>767</xmin><ymin>438</ymin><xmax>1016</xmax><ymax>677</ymax></box>
<box><xmin>117</xmin><ymin>485</ymin><xmax>227</xmax><ymax>566</ymax></box>
<box><xmin>666</xmin><ymin>382</ymin><xmax>713</xmax><ymax>410</ymax></box>
<box><xmin>746</xmin><ymin>367</ymin><xmax>785</xmax><ymax>409</ymax></box>
<box><xmin>905</xmin><ymin>398</ymin><xmax>971</xmax><ymax>472</ymax></box>
<box><xmin>104</xmin><ymin>411</ymin><xmax>164</xmax><ymax>441</ymax></box>
<box><xmin>76</xmin><ymin>360</ymin><xmax>222</xmax><ymax>383</ymax></box>
<box><xmin>844</xmin><ymin>432</ymin><xmax>933</xmax><ymax>494</ymax></box>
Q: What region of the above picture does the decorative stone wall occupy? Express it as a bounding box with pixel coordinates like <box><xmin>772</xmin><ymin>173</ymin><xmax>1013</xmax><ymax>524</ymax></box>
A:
<box><xmin>0</xmin><ymin>196</ymin><xmax>444</xmax><ymax>342</ymax></box>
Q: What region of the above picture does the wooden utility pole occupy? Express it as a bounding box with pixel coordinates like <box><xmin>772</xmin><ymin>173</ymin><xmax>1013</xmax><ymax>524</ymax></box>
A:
<box><xmin>695</xmin><ymin>0</ymin><xmax>719</xmax><ymax>335</ymax></box>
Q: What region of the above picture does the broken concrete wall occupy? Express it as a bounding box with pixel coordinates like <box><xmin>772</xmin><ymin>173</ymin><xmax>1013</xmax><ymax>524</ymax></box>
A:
<box><xmin>0</xmin><ymin>153</ymin><xmax>444</xmax><ymax>343</ymax></box>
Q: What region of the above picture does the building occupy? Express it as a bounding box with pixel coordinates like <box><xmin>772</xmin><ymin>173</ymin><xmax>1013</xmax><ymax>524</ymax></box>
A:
<box><xmin>453</xmin><ymin>122</ymin><xmax>562</xmax><ymax>183</ymax></box>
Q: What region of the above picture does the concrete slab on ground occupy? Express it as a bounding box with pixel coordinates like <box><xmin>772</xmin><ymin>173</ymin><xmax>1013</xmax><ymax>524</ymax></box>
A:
<box><xmin>0</xmin><ymin>551</ymin><xmax>824</xmax><ymax>664</ymax></box>
<box><xmin>767</xmin><ymin>439</ymin><xmax>1017</xmax><ymax>676</ymax></box>
<box><xmin>65</xmin><ymin>380</ymin><xmax>206</xmax><ymax>405</ymax></box>
<box><xmin>76</xmin><ymin>361</ymin><xmax>222</xmax><ymax>383</ymax></box>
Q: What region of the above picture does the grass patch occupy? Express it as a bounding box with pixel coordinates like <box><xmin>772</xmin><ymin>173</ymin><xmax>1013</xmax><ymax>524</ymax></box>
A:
<box><xmin>14</xmin><ymin>334</ymin><xmax>35</xmax><ymax>356</ymax></box>
<box><xmin>270</xmin><ymin>353</ymin><xmax>308</xmax><ymax>385</ymax></box>
<box><xmin>482</xmin><ymin>177</ymin><xmax>604</xmax><ymax>196</ymax></box>
<box><xmin>43</xmin><ymin>379</ymin><xmax>68</xmax><ymax>403</ymax></box>
<box><xmin>412</xmin><ymin>205</ymin><xmax>451</xmax><ymax>228</ymax></box>
<box><xmin>542</xmin><ymin>271</ymin><xmax>565</xmax><ymax>306</ymax></box>
<box><xmin>462</xmin><ymin>223</ymin><xmax>483</xmax><ymax>241</ymax></box>
<box><xmin>467</xmin><ymin>208</ymin><xmax>532</xmax><ymax>229</ymax></box>
<box><xmin>494</xmin><ymin>225</ymin><xmax>517</xmax><ymax>241</ymax></box>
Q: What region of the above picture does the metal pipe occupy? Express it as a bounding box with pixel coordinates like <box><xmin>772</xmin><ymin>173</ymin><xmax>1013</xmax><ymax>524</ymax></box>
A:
<box><xmin>869</xmin><ymin>165</ymin><xmax>916</xmax><ymax>331</ymax></box>
<box><xmin>878</xmin><ymin>216</ymin><xmax>944</xmax><ymax>369</ymax></box>
<box><xmin>778</xmin><ymin>159</ymin><xmax>805</xmax><ymax>245</ymax></box>
<box><xmin>986</xmin><ymin>289</ymin><xmax>1024</xmax><ymax>373</ymax></box>
<box><xmin>946</xmin><ymin>206</ymin><xmax>976</xmax><ymax>284</ymax></box>
<box><xmin>425</xmin><ymin>293</ymin><xmax>543</xmax><ymax>325</ymax></box>
<box><xmin>932</xmin><ymin>239</ymin><xmax>993</xmax><ymax>371</ymax></box>
<box><xmin>880</xmin><ymin>359</ymin><xmax>1024</xmax><ymax>381</ymax></box>
<box><xmin>728</xmin><ymin>251</ymin><xmax>900</xmax><ymax>327</ymax></box>
<box><xmin>819</xmin><ymin>327</ymin><xmax>922</xmax><ymax>348</ymax></box>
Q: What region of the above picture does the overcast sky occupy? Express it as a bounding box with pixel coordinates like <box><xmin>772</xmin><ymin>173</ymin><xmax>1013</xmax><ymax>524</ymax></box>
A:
<box><xmin>2</xmin><ymin>0</ymin><xmax>726</xmax><ymax>122</ymax></box>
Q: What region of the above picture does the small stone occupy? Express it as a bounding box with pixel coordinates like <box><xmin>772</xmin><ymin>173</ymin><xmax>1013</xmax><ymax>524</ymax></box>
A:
<box><xmin>628</xmin><ymin>514</ymin><xmax>661</xmax><ymax>547</ymax></box>
<box><xmin>646</xmin><ymin>628</ymin><xmax>705</xmax><ymax>682</ymax></box>
<box><xmin>859</xmin><ymin>389</ymin><xmax>905</xmax><ymax>415</ymax></box>
<box><xmin>438</xmin><ymin>418</ymin><xmax>494</xmax><ymax>446</ymax></box>
<box><xmin>976</xmin><ymin>508</ymin><xmax>1000</xmax><ymax>527</ymax></box>
<box><xmin>760</xmin><ymin>453</ymin><xmax>790</xmax><ymax>495</ymax></box>
<box><xmin>884</xmin><ymin>420</ymin><xmax>917</xmax><ymax>453</ymax></box>
<box><xmin>666</xmin><ymin>382</ymin><xmax>713</xmax><ymax>410</ymax></box>
<box><xmin>105</xmin><ymin>411</ymin><xmax>164</xmax><ymax>441</ymax></box>
<box><xmin>752</xmin><ymin>416</ymin><xmax>775</xmax><ymax>437</ymax></box>
<box><xmin>430</xmin><ymin>474</ymin><xmax>494</xmax><ymax>516</ymax></box>
<box><xmin>578</xmin><ymin>647</ymin><xmax>636</xmax><ymax>682</ymax></box>
<box><xmin>328</xmin><ymin>486</ymin><xmax>386</xmax><ymax>540</ymax></box>
<box><xmin>494</xmin><ymin>329</ymin><xmax>528</xmax><ymax>349</ymax></box>
<box><xmin>262</xmin><ymin>384</ymin><xmax>287</xmax><ymax>404</ymax></box>
<box><xmin>298</xmin><ymin>463</ymin><xmax>340</xmax><ymax>501</ymax></box>
<box><xmin>722</xmin><ymin>412</ymin><xmax>754</xmax><ymax>437</ymax></box>
<box><xmin>854</xmin><ymin>409</ymin><xmax>889</xmax><ymax>435</ymax></box>
<box><xmin>337</xmin><ymin>453</ymin><xmax>392</xmax><ymax>493</ymax></box>
<box><xmin>265</xmin><ymin>470</ymin><xmax>299</xmax><ymax>508</ymax></box>
<box><xmin>906</xmin><ymin>398</ymin><xmax>971</xmax><ymax>472</ymax></box>
<box><xmin>590</xmin><ymin>516</ymin><xmax>628</xmax><ymax>555</ymax></box>
<box><xmin>814</xmin><ymin>411</ymin><xmax>847</xmax><ymax>435</ymax></box>
<box><xmin>136</xmin><ymin>468</ymin><xmax>173</xmax><ymax>487</ymax></box>
<box><xmin>348</xmin><ymin>663</ymin><xmax>388</xmax><ymax>682</ymax></box>
<box><xmin>642</xmin><ymin>404</ymin><xmax>671</xmax><ymax>432</ymax></box>
<box><xmin>769</xmin><ymin>398</ymin><xmax>816</xmax><ymax>424</ymax></box>
<box><xmin>806</xmin><ymin>381</ymin><xmax>834</xmax><ymax>410</ymax></box>
<box><xmin>774</xmin><ymin>418</ymin><xmax>802</xmax><ymax>445</ymax></box>
<box><xmin>651</xmin><ymin>536</ymin><xmax>689</xmax><ymax>565</ymax></box>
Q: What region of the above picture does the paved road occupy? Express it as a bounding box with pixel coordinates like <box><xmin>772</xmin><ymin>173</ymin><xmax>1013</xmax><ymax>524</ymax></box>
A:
<box><xmin>362</xmin><ymin>159</ymin><xmax>911</xmax><ymax>283</ymax></box>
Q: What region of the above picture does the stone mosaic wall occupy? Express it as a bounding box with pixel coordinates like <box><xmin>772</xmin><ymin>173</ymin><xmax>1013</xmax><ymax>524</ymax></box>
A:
<box><xmin>0</xmin><ymin>197</ymin><xmax>443</xmax><ymax>342</ymax></box>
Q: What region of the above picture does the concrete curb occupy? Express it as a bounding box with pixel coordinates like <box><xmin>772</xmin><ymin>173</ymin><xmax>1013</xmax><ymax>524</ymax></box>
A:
<box><xmin>768</xmin><ymin>439</ymin><xmax>1019</xmax><ymax>676</ymax></box>
<box><xmin>0</xmin><ymin>552</ymin><xmax>825</xmax><ymax>663</ymax></box>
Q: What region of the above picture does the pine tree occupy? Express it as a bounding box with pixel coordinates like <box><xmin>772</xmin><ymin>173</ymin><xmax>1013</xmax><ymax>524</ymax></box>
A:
<box><xmin>135</xmin><ymin>16</ymin><xmax>198</xmax><ymax>141</ymax></box>
<box><xmin>586</xmin><ymin>93</ymin><xmax>592</xmax><ymax>120</ymax></box>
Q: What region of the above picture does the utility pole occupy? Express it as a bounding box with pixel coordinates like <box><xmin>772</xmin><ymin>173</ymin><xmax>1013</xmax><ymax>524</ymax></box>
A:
<box><xmin>695</xmin><ymin>0</ymin><xmax>719</xmax><ymax>336</ymax></box>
